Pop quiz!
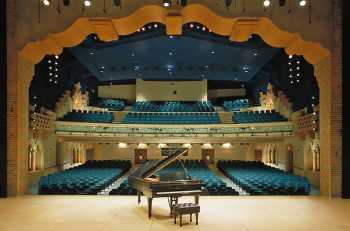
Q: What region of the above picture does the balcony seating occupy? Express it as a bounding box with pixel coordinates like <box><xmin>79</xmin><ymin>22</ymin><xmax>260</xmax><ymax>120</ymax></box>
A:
<box><xmin>38</xmin><ymin>160</ymin><xmax>131</xmax><ymax>195</ymax></box>
<box><xmin>96</xmin><ymin>98</ymin><xmax>125</xmax><ymax>111</ymax></box>
<box><xmin>223</xmin><ymin>99</ymin><xmax>250</xmax><ymax>111</ymax></box>
<box><xmin>110</xmin><ymin>160</ymin><xmax>238</xmax><ymax>196</ymax></box>
<box><xmin>233</xmin><ymin>110</ymin><xmax>288</xmax><ymax>123</ymax></box>
<box><xmin>60</xmin><ymin>110</ymin><xmax>114</xmax><ymax>123</ymax></box>
<box><xmin>123</xmin><ymin>112</ymin><xmax>221</xmax><ymax>124</ymax></box>
<box><xmin>217</xmin><ymin>160</ymin><xmax>311</xmax><ymax>195</ymax></box>
<box><xmin>132</xmin><ymin>101</ymin><xmax>215</xmax><ymax>112</ymax></box>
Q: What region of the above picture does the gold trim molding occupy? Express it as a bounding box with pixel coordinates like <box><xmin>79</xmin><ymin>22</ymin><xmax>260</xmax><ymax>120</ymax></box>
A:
<box><xmin>20</xmin><ymin>4</ymin><xmax>329</xmax><ymax>66</ymax></box>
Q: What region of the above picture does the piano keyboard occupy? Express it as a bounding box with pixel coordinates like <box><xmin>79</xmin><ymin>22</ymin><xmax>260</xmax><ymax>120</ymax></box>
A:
<box><xmin>156</xmin><ymin>190</ymin><xmax>202</xmax><ymax>195</ymax></box>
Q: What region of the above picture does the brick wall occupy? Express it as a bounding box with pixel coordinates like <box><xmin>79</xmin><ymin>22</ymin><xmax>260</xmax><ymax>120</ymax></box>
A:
<box><xmin>0</xmin><ymin>0</ymin><xmax>7</xmax><ymax>197</ymax></box>
<box><xmin>330</xmin><ymin>0</ymin><xmax>342</xmax><ymax>197</ymax></box>
<box><xmin>342</xmin><ymin>0</ymin><xmax>349</xmax><ymax>198</ymax></box>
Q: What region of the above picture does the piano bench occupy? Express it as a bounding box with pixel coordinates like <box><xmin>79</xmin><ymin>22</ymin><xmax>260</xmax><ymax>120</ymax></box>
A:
<box><xmin>173</xmin><ymin>203</ymin><xmax>200</xmax><ymax>227</ymax></box>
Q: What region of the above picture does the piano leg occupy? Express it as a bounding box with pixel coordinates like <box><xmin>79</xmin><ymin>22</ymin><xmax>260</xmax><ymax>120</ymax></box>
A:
<box><xmin>195</xmin><ymin>195</ymin><xmax>199</xmax><ymax>205</ymax></box>
<box><xmin>147</xmin><ymin>197</ymin><xmax>153</xmax><ymax>218</ymax></box>
<box><xmin>137</xmin><ymin>191</ymin><xmax>141</xmax><ymax>204</ymax></box>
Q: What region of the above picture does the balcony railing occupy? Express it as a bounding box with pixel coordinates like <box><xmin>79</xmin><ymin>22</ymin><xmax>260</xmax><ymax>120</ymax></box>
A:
<box><xmin>55</xmin><ymin>121</ymin><xmax>294</xmax><ymax>139</ymax></box>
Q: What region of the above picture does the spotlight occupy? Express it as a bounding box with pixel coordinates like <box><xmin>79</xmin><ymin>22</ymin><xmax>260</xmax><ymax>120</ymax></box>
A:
<box><xmin>84</xmin><ymin>0</ymin><xmax>91</xmax><ymax>7</ymax></box>
<box><xmin>42</xmin><ymin>0</ymin><xmax>51</xmax><ymax>6</ymax></box>
<box><xmin>163</xmin><ymin>0</ymin><xmax>171</xmax><ymax>7</ymax></box>
<box><xmin>299</xmin><ymin>0</ymin><xmax>307</xmax><ymax>7</ymax></box>
<box><xmin>63</xmin><ymin>0</ymin><xmax>70</xmax><ymax>6</ymax></box>
<box><xmin>263</xmin><ymin>0</ymin><xmax>271</xmax><ymax>7</ymax></box>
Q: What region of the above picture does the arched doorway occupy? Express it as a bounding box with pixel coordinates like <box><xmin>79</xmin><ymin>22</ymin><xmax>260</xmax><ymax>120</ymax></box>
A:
<box><xmin>7</xmin><ymin>4</ymin><xmax>340</xmax><ymax>197</ymax></box>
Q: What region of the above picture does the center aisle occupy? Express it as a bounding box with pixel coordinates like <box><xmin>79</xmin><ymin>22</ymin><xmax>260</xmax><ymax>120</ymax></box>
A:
<box><xmin>207</xmin><ymin>164</ymin><xmax>249</xmax><ymax>196</ymax></box>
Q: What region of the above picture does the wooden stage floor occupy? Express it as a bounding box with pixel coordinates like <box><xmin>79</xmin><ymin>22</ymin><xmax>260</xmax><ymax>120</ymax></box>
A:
<box><xmin>0</xmin><ymin>195</ymin><xmax>349</xmax><ymax>231</ymax></box>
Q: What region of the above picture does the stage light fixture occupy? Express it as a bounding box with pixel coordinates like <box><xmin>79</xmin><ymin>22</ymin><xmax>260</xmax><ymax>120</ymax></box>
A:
<box><xmin>263</xmin><ymin>0</ymin><xmax>271</xmax><ymax>7</ymax></box>
<box><xmin>299</xmin><ymin>0</ymin><xmax>307</xmax><ymax>6</ymax></box>
<box><xmin>84</xmin><ymin>0</ymin><xmax>91</xmax><ymax>7</ymax></box>
<box><xmin>42</xmin><ymin>0</ymin><xmax>51</xmax><ymax>6</ymax></box>
<box><xmin>163</xmin><ymin>0</ymin><xmax>171</xmax><ymax>7</ymax></box>
<box><xmin>63</xmin><ymin>0</ymin><xmax>70</xmax><ymax>6</ymax></box>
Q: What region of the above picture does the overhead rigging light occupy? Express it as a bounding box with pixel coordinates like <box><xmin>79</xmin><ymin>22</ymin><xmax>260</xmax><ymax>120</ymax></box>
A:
<box><xmin>299</xmin><ymin>0</ymin><xmax>307</xmax><ymax>6</ymax></box>
<box><xmin>163</xmin><ymin>0</ymin><xmax>171</xmax><ymax>7</ymax></box>
<box><xmin>84</xmin><ymin>0</ymin><xmax>92</xmax><ymax>7</ymax></box>
<box><xmin>42</xmin><ymin>0</ymin><xmax>51</xmax><ymax>6</ymax></box>
<box><xmin>263</xmin><ymin>0</ymin><xmax>271</xmax><ymax>7</ymax></box>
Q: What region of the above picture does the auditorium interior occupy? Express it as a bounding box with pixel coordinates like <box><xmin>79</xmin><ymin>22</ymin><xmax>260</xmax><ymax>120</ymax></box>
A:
<box><xmin>0</xmin><ymin>0</ymin><xmax>349</xmax><ymax>231</ymax></box>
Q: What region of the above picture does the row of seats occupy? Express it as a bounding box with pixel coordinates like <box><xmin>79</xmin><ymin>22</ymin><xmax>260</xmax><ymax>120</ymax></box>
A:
<box><xmin>60</xmin><ymin>111</ymin><xmax>114</xmax><ymax>123</ymax></box>
<box><xmin>96</xmin><ymin>98</ymin><xmax>125</xmax><ymax>111</ymax></box>
<box><xmin>132</xmin><ymin>101</ymin><xmax>215</xmax><ymax>112</ymax></box>
<box><xmin>217</xmin><ymin>160</ymin><xmax>310</xmax><ymax>195</ymax></box>
<box><xmin>233</xmin><ymin>111</ymin><xmax>288</xmax><ymax>123</ymax></box>
<box><xmin>223</xmin><ymin>99</ymin><xmax>250</xmax><ymax>111</ymax></box>
<box><xmin>110</xmin><ymin>160</ymin><xmax>238</xmax><ymax>196</ymax></box>
<box><xmin>39</xmin><ymin>160</ymin><xmax>131</xmax><ymax>195</ymax></box>
<box><xmin>123</xmin><ymin>112</ymin><xmax>221</xmax><ymax>124</ymax></box>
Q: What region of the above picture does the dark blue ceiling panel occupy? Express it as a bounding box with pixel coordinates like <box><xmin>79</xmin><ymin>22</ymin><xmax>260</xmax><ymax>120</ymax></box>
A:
<box><xmin>69</xmin><ymin>29</ymin><xmax>279</xmax><ymax>82</ymax></box>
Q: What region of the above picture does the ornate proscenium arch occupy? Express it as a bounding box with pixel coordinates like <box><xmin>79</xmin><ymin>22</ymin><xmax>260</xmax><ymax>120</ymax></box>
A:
<box><xmin>15</xmin><ymin>3</ymin><xmax>339</xmax><ymax>197</ymax></box>
<box><xmin>20</xmin><ymin>4</ymin><xmax>329</xmax><ymax>67</ymax></box>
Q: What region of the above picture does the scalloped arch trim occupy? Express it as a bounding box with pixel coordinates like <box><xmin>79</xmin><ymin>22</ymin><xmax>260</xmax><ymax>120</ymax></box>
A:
<box><xmin>20</xmin><ymin>4</ymin><xmax>330</xmax><ymax>66</ymax></box>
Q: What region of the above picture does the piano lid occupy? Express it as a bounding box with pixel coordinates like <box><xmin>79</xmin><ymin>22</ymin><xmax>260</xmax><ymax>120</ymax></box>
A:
<box><xmin>129</xmin><ymin>148</ymin><xmax>188</xmax><ymax>179</ymax></box>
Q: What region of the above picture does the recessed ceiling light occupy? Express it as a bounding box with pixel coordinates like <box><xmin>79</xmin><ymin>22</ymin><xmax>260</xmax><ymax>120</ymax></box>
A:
<box><xmin>141</xmin><ymin>27</ymin><xmax>146</xmax><ymax>31</ymax></box>
<box><xmin>169</xmin><ymin>51</ymin><xmax>173</xmax><ymax>56</ymax></box>
<box><xmin>210</xmin><ymin>50</ymin><xmax>215</xmax><ymax>54</ymax></box>
<box><xmin>154</xmin><ymin>24</ymin><xmax>158</xmax><ymax>28</ymax></box>
<box><xmin>190</xmin><ymin>24</ymin><xmax>194</xmax><ymax>28</ymax></box>
<box><xmin>202</xmin><ymin>27</ymin><xmax>206</xmax><ymax>31</ymax></box>
<box><xmin>289</xmin><ymin>55</ymin><xmax>293</xmax><ymax>59</ymax></box>
<box><xmin>89</xmin><ymin>51</ymin><xmax>95</xmax><ymax>55</ymax></box>
<box><xmin>254</xmin><ymin>53</ymin><xmax>258</xmax><ymax>56</ymax></box>
<box><xmin>55</xmin><ymin>55</ymin><xmax>59</xmax><ymax>59</ymax></box>
<box><xmin>169</xmin><ymin>35</ymin><xmax>174</xmax><ymax>39</ymax></box>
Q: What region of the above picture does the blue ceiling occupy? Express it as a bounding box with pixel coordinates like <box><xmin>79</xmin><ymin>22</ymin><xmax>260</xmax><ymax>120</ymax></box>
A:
<box><xmin>69</xmin><ymin>23</ymin><xmax>279</xmax><ymax>82</ymax></box>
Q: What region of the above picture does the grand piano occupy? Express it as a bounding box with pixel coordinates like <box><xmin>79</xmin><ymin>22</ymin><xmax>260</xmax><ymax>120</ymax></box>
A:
<box><xmin>128</xmin><ymin>149</ymin><xmax>203</xmax><ymax>217</ymax></box>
